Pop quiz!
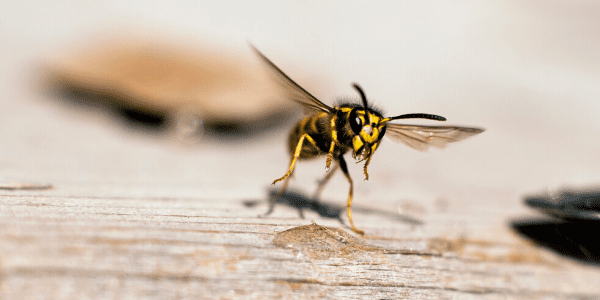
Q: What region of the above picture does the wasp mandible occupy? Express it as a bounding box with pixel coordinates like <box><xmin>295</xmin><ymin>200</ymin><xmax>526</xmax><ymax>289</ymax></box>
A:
<box><xmin>253</xmin><ymin>46</ymin><xmax>484</xmax><ymax>234</ymax></box>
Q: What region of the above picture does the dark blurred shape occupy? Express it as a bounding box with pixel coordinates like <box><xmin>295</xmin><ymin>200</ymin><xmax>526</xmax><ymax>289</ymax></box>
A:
<box><xmin>55</xmin><ymin>82</ymin><xmax>169</xmax><ymax>131</ymax></box>
<box><xmin>244</xmin><ymin>189</ymin><xmax>422</xmax><ymax>227</ymax></box>
<box><xmin>513</xmin><ymin>187</ymin><xmax>600</xmax><ymax>264</ymax></box>
<box><xmin>202</xmin><ymin>109</ymin><xmax>292</xmax><ymax>139</ymax></box>
<box><xmin>525</xmin><ymin>188</ymin><xmax>600</xmax><ymax>220</ymax></box>
<box><xmin>38</xmin><ymin>33</ymin><xmax>297</xmax><ymax>139</ymax></box>
<box><xmin>118</xmin><ymin>107</ymin><xmax>166</xmax><ymax>128</ymax></box>
<box><xmin>512</xmin><ymin>219</ymin><xmax>600</xmax><ymax>264</ymax></box>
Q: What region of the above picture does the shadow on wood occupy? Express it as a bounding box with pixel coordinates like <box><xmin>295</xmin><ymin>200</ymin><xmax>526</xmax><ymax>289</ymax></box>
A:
<box><xmin>244</xmin><ymin>189</ymin><xmax>423</xmax><ymax>231</ymax></box>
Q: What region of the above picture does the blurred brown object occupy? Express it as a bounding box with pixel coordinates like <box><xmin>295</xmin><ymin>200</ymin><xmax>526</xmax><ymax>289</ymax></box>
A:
<box><xmin>39</xmin><ymin>33</ymin><xmax>297</xmax><ymax>138</ymax></box>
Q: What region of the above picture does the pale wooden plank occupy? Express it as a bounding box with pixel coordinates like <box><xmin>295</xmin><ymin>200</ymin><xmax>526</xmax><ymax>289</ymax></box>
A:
<box><xmin>1</xmin><ymin>188</ymin><xmax>600</xmax><ymax>299</ymax></box>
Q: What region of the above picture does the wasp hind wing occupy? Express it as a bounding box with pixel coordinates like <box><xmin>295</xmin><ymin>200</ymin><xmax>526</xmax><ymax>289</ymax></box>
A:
<box><xmin>385</xmin><ymin>124</ymin><xmax>484</xmax><ymax>151</ymax></box>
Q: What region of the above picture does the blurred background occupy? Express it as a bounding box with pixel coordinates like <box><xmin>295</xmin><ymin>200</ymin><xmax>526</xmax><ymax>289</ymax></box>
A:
<box><xmin>2</xmin><ymin>0</ymin><xmax>600</xmax><ymax>244</ymax></box>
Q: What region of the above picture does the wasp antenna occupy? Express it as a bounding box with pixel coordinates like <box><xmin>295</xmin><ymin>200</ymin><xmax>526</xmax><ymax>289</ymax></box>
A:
<box><xmin>352</xmin><ymin>83</ymin><xmax>370</xmax><ymax>124</ymax></box>
<box><xmin>388</xmin><ymin>113</ymin><xmax>446</xmax><ymax>121</ymax></box>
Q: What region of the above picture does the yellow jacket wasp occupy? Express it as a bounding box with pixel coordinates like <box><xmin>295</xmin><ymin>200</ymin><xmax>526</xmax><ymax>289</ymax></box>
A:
<box><xmin>253</xmin><ymin>46</ymin><xmax>484</xmax><ymax>234</ymax></box>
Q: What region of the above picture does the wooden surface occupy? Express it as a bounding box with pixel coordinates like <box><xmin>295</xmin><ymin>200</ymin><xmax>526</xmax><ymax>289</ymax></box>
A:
<box><xmin>1</xmin><ymin>97</ymin><xmax>600</xmax><ymax>299</ymax></box>
<box><xmin>1</xmin><ymin>181</ymin><xmax>600</xmax><ymax>299</ymax></box>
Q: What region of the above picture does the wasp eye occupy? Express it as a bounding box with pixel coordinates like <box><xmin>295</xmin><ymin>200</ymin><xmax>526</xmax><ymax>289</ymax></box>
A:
<box><xmin>379</xmin><ymin>125</ymin><xmax>387</xmax><ymax>138</ymax></box>
<box><xmin>349</xmin><ymin>108</ymin><xmax>363</xmax><ymax>134</ymax></box>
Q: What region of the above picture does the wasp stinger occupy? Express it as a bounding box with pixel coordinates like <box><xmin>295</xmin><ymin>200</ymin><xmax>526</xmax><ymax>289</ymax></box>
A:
<box><xmin>253</xmin><ymin>46</ymin><xmax>484</xmax><ymax>234</ymax></box>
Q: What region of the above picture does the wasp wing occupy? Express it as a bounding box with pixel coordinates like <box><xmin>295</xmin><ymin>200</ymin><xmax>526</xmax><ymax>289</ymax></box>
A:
<box><xmin>251</xmin><ymin>45</ymin><xmax>334</xmax><ymax>114</ymax></box>
<box><xmin>385</xmin><ymin>124</ymin><xmax>484</xmax><ymax>151</ymax></box>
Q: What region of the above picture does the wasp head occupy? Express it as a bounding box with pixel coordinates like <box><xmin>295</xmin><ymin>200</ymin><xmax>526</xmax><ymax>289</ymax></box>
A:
<box><xmin>348</xmin><ymin>84</ymin><xmax>386</xmax><ymax>162</ymax></box>
<box><xmin>347</xmin><ymin>84</ymin><xmax>447</xmax><ymax>162</ymax></box>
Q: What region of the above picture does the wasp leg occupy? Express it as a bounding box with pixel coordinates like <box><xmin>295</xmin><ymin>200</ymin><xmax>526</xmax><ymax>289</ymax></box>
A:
<box><xmin>272</xmin><ymin>133</ymin><xmax>316</xmax><ymax>185</ymax></box>
<box><xmin>325</xmin><ymin>116</ymin><xmax>338</xmax><ymax>171</ymax></box>
<box><xmin>269</xmin><ymin>134</ymin><xmax>315</xmax><ymax>218</ymax></box>
<box><xmin>312</xmin><ymin>163</ymin><xmax>339</xmax><ymax>200</ymax></box>
<box><xmin>362</xmin><ymin>142</ymin><xmax>378</xmax><ymax>181</ymax></box>
<box><xmin>267</xmin><ymin>133</ymin><xmax>314</xmax><ymax>217</ymax></box>
<box><xmin>338</xmin><ymin>155</ymin><xmax>364</xmax><ymax>235</ymax></box>
<box><xmin>363</xmin><ymin>155</ymin><xmax>372</xmax><ymax>181</ymax></box>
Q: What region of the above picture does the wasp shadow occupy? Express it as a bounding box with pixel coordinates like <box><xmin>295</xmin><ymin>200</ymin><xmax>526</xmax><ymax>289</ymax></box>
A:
<box><xmin>243</xmin><ymin>189</ymin><xmax>423</xmax><ymax>228</ymax></box>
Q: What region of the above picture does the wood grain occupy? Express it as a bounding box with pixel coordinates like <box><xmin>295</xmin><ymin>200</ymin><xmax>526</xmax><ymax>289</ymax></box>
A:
<box><xmin>1</xmin><ymin>187</ymin><xmax>599</xmax><ymax>299</ymax></box>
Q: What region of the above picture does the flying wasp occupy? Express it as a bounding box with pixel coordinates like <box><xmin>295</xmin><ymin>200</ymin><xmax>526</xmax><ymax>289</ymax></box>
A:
<box><xmin>253</xmin><ymin>46</ymin><xmax>484</xmax><ymax>234</ymax></box>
